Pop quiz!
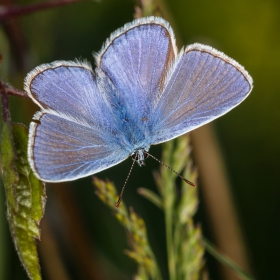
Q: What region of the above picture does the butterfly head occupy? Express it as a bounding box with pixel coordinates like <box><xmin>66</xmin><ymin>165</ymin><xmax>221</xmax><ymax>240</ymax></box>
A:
<box><xmin>131</xmin><ymin>148</ymin><xmax>149</xmax><ymax>167</ymax></box>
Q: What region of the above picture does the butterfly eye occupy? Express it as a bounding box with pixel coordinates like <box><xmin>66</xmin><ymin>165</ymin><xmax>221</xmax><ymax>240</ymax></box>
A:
<box><xmin>131</xmin><ymin>149</ymin><xmax>149</xmax><ymax>166</ymax></box>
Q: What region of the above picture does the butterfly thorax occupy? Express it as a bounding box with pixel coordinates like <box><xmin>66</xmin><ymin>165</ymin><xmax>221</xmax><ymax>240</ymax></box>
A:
<box><xmin>131</xmin><ymin>148</ymin><xmax>149</xmax><ymax>166</ymax></box>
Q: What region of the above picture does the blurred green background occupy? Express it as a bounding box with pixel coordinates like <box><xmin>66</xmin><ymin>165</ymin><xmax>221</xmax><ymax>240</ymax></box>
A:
<box><xmin>0</xmin><ymin>0</ymin><xmax>279</xmax><ymax>279</ymax></box>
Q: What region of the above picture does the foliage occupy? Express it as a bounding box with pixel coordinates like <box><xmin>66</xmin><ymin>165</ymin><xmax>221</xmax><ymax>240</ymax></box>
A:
<box><xmin>0</xmin><ymin>123</ymin><xmax>46</xmax><ymax>280</ymax></box>
<box><xmin>94</xmin><ymin>136</ymin><xmax>205</xmax><ymax>280</ymax></box>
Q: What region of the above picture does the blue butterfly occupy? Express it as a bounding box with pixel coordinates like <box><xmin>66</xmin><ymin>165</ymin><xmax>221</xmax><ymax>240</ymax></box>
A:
<box><xmin>25</xmin><ymin>16</ymin><xmax>253</xmax><ymax>183</ymax></box>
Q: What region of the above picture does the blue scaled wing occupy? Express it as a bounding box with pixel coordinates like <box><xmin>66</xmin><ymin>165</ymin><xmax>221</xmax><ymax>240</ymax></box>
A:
<box><xmin>25</xmin><ymin>61</ymin><xmax>129</xmax><ymax>182</ymax></box>
<box><xmin>149</xmin><ymin>44</ymin><xmax>253</xmax><ymax>144</ymax></box>
<box><xmin>96</xmin><ymin>17</ymin><xmax>177</xmax><ymax>127</ymax></box>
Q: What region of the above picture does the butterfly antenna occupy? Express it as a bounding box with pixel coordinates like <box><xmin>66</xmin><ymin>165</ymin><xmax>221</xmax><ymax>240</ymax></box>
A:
<box><xmin>116</xmin><ymin>159</ymin><xmax>136</xmax><ymax>208</ymax></box>
<box><xmin>145</xmin><ymin>151</ymin><xmax>196</xmax><ymax>187</ymax></box>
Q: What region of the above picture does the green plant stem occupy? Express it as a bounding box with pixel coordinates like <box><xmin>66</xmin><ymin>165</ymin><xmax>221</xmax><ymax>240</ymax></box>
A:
<box><xmin>165</xmin><ymin>206</ymin><xmax>175</xmax><ymax>280</ymax></box>
<box><xmin>173</xmin><ymin>217</ymin><xmax>182</xmax><ymax>271</ymax></box>
<box><xmin>163</xmin><ymin>175</ymin><xmax>176</xmax><ymax>280</ymax></box>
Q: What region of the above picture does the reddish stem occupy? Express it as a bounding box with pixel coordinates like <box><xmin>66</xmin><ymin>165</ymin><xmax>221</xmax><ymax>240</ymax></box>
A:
<box><xmin>0</xmin><ymin>0</ymin><xmax>85</xmax><ymax>23</ymax></box>
<box><xmin>6</xmin><ymin>85</ymin><xmax>28</xmax><ymax>98</ymax></box>
<box><xmin>0</xmin><ymin>80</ymin><xmax>12</xmax><ymax>122</ymax></box>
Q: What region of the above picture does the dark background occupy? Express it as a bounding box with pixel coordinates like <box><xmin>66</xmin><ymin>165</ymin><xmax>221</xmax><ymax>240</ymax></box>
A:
<box><xmin>0</xmin><ymin>0</ymin><xmax>279</xmax><ymax>279</ymax></box>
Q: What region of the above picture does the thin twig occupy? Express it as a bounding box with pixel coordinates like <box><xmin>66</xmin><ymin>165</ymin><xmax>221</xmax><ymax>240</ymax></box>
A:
<box><xmin>0</xmin><ymin>80</ymin><xmax>28</xmax><ymax>98</ymax></box>
<box><xmin>0</xmin><ymin>0</ymin><xmax>86</xmax><ymax>23</ymax></box>
<box><xmin>6</xmin><ymin>85</ymin><xmax>28</xmax><ymax>98</ymax></box>
<box><xmin>0</xmin><ymin>79</ymin><xmax>12</xmax><ymax>122</ymax></box>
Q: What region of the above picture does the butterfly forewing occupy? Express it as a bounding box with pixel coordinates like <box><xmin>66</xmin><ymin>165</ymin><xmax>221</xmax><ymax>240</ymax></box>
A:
<box><xmin>149</xmin><ymin>44</ymin><xmax>253</xmax><ymax>145</ymax></box>
<box><xmin>96</xmin><ymin>17</ymin><xmax>177</xmax><ymax>127</ymax></box>
<box><xmin>26</xmin><ymin>62</ymin><xmax>119</xmax><ymax>130</ymax></box>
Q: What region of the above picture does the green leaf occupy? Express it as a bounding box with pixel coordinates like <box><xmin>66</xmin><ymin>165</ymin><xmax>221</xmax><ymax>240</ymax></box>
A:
<box><xmin>0</xmin><ymin>183</ymin><xmax>8</xmax><ymax>280</ymax></box>
<box><xmin>137</xmin><ymin>187</ymin><xmax>163</xmax><ymax>209</ymax></box>
<box><xmin>0</xmin><ymin>123</ymin><xmax>46</xmax><ymax>280</ymax></box>
<box><xmin>204</xmin><ymin>238</ymin><xmax>255</xmax><ymax>280</ymax></box>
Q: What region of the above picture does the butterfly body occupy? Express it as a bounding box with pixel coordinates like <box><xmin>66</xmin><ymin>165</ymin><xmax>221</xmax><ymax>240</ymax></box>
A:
<box><xmin>25</xmin><ymin>17</ymin><xmax>253</xmax><ymax>182</ymax></box>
